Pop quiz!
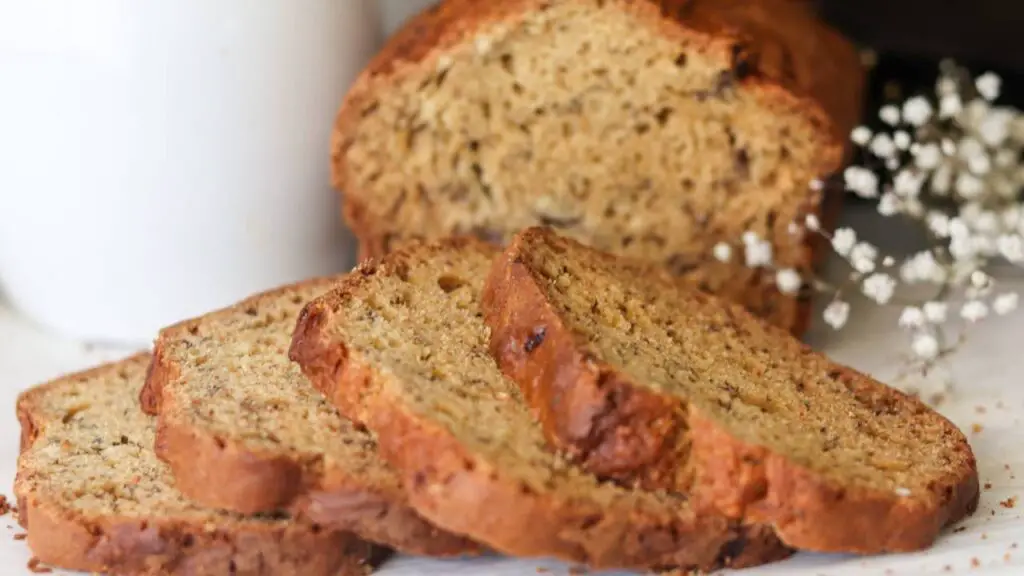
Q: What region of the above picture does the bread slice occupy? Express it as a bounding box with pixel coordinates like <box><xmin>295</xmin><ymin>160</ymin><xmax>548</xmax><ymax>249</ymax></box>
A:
<box><xmin>331</xmin><ymin>0</ymin><xmax>863</xmax><ymax>334</ymax></box>
<box><xmin>481</xmin><ymin>227</ymin><xmax>980</xmax><ymax>554</ymax></box>
<box><xmin>140</xmin><ymin>279</ymin><xmax>480</xmax><ymax>557</ymax></box>
<box><xmin>14</xmin><ymin>354</ymin><xmax>383</xmax><ymax>575</ymax></box>
<box><xmin>289</xmin><ymin>237</ymin><xmax>791</xmax><ymax>572</ymax></box>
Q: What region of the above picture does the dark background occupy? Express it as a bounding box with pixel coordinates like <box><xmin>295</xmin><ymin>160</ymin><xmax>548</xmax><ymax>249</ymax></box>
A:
<box><xmin>815</xmin><ymin>0</ymin><xmax>1024</xmax><ymax>110</ymax></box>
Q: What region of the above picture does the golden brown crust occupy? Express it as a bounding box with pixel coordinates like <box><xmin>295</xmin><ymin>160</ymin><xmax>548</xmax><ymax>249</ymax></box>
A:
<box><xmin>288</xmin><ymin>238</ymin><xmax>793</xmax><ymax>572</ymax></box>
<box><xmin>481</xmin><ymin>227</ymin><xmax>980</xmax><ymax>554</ymax></box>
<box><xmin>141</xmin><ymin>281</ymin><xmax>482</xmax><ymax>558</ymax></box>
<box><xmin>15</xmin><ymin>356</ymin><xmax>386</xmax><ymax>576</ymax></box>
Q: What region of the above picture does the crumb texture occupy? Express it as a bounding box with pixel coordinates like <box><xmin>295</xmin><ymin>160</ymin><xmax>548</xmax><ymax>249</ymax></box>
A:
<box><xmin>483</xmin><ymin>227</ymin><xmax>979</xmax><ymax>553</ymax></box>
<box><xmin>15</xmin><ymin>354</ymin><xmax>379</xmax><ymax>575</ymax></box>
<box><xmin>291</xmin><ymin>238</ymin><xmax>792</xmax><ymax>572</ymax></box>
<box><xmin>335</xmin><ymin>0</ymin><xmax>863</xmax><ymax>330</ymax></box>
<box><xmin>148</xmin><ymin>278</ymin><xmax>480</xmax><ymax>556</ymax></box>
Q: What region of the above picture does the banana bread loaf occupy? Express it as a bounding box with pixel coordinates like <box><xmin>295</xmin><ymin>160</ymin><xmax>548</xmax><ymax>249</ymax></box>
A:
<box><xmin>331</xmin><ymin>0</ymin><xmax>863</xmax><ymax>334</ymax></box>
<box><xmin>290</xmin><ymin>237</ymin><xmax>792</xmax><ymax>572</ymax></box>
<box><xmin>14</xmin><ymin>354</ymin><xmax>383</xmax><ymax>575</ymax></box>
<box><xmin>482</xmin><ymin>227</ymin><xmax>980</xmax><ymax>554</ymax></box>
<box><xmin>140</xmin><ymin>279</ymin><xmax>480</xmax><ymax>557</ymax></box>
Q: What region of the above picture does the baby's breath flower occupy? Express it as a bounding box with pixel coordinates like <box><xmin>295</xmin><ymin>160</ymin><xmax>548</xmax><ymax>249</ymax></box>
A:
<box><xmin>804</xmin><ymin>213</ymin><xmax>821</xmax><ymax>231</ymax></box>
<box><xmin>831</xmin><ymin>227</ymin><xmax>857</xmax><ymax>256</ymax></box>
<box><xmin>901</xmin><ymin>251</ymin><xmax>948</xmax><ymax>284</ymax></box>
<box><xmin>879</xmin><ymin>105</ymin><xmax>901</xmax><ymax>126</ymax></box>
<box><xmin>823</xmin><ymin>300</ymin><xmax>850</xmax><ymax>330</ymax></box>
<box><xmin>851</xmin><ymin>126</ymin><xmax>872</xmax><ymax>146</ymax></box>
<box><xmin>877</xmin><ymin>192</ymin><xmax>900</xmax><ymax>217</ymax></box>
<box><xmin>743</xmin><ymin>236</ymin><xmax>772</xmax><ymax>268</ymax></box>
<box><xmin>926</xmin><ymin>212</ymin><xmax>951</xmax><ymax>237</ymax></box>
<box><xmin>713</xmin><ymin>242</ymin><xmax>732</xmax><ymax>263</ymax></box>
<box><xmin>923</xmin><ymin>301</ymin><xmax>948</xmax><ymax>323</ymax></box>
<box><xmin>911</xmin><ymin>332</ymin><xmax>940</xmax><ymax>360</ymax></box>
<box><xmin>775</xmin><ymin>269</ymin><xmax>802</xmax><ymax>295</ymax></box>
<box><xmin>939</xmin><ymin>93</ymin><xmax>962</xmax><ymax>118</ymax></box>
<box><xmin>849</xmin><ymin>242</ymin><xmax>878</xmax><ymax>274</ymax></box>
<box><xmin>862</xmin><ymin>273</ymin><xmax>897</xmax><ymax>305</ymax></box>
<box><xmin>899</xmin><ymin>306</ymin><xmax>925</xmax><ymax>328</ymax></box>
<box><xmin>870</xmin><ymin>133</ymin><xmax>897</xmax><ymax>159</ymax></box>
<box><xmin>976</xmin><ymin>72</ymin><xmax>1002</xmax><ymax>102</ymax></box>
<box><xmin>882</xmin><ymin>255</ymin><xmax>895</xmax><ymax>267</ymax></box>
<box><xmin>893</xmin><ymin>130</ymin><xmax>912</xmax><ymax>150</ymax></box>
<box><xmin>960</xmin><ymin>300</ymin><xmax>989</xmax><ymax>322</ymax></box>
<box><xmin>892</xmin><ymin>170</ymin><xmax>925</xmax><ymax>197</ymax></box>
<box><xmin>844</xmin><ymin>166</ymin><xmax>880</xmax><ymax>198</ymax></box>
<box><xmin>994</xmin><ymin>292</ymin><xmax>1019</xmax><ymax>315</ymax></box>
<box><xmin>903</xmin><ymin>96</ymin><xmax>934</xmax><ymax>126</ymax></box>
<box><xmin>970</xmin><ymin>270</ymin><xmax>991</xmax><ymax>290</ymax></box>
<box><xmin>997</xmin><ymin>234</ymin><xmax>1024</xmax><ymax>262</ymax></box>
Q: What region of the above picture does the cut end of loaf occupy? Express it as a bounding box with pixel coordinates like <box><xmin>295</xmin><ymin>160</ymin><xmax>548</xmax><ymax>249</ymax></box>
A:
<box><xmin>335</xmin><ymin>0</ymin><xmax>858</xmax><ymax>332</ymax></box>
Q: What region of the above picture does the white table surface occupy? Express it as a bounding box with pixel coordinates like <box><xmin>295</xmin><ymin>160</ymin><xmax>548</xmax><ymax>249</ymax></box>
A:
<box><xmin>1</xmin><ymin>210</ymin><xmax>1023</xmax><ymax>575</ymax></box>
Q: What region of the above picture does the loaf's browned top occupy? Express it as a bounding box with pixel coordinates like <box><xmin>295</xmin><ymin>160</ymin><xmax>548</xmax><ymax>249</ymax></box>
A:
<box><xmin>15</xmin><ymin>354</ymin><xmax>382</xmax><ymax>576</ymax></box>
<box><xmin>482</xmin><ymin>227</ymin><xmax>979</xmax><ymax>554</ymax></box>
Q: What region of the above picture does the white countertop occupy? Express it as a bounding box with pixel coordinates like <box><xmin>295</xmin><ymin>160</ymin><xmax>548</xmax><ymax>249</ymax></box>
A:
<box><xmin>1</xmin><ymin>211</ymin><xmax>1023</xmax><ymax>575</ymax></box>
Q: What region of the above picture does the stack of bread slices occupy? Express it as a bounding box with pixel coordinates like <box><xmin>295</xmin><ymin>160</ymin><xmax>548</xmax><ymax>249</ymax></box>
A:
<box><xmin>16</xmin><ymin>228</ymin><xmax>978</xmax><ymax>575</ymax></box>
<box><xmin>14</xmin><ymin>1</ymin><xmax>977</xmax><ymax>574</ymax></box>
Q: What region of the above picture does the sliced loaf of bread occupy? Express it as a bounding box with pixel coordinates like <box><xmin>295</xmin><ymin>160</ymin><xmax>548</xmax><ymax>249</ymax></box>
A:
<box><xmin>14</xmin><ymin>354</ymin><xmax>383</xmax><ymax>575</ymax></box>
<box><xmin>332</xmin><ymin>0</ymin><xmax>863</xmax><ymax>334</ymax></box>
<box><xmin>481</xmin><ymin>227</ymin><xmax>980</xmax><ymax>554</ymax></box>
<box><xmin>141</xmin><ymin>279</ymin><xmax>480</xmax><ymax>557</ymax></box>
<box><xmin>290</xmin><ymin>237</ymin><xmax>792</xmax><ymax>572</ymax></box>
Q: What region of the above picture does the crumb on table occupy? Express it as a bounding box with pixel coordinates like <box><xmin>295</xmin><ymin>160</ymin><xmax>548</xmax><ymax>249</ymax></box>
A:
<box><xmin>27</xmin><ymin>557</ymin><xmax>52</xmax><ymax>574</ymax></box>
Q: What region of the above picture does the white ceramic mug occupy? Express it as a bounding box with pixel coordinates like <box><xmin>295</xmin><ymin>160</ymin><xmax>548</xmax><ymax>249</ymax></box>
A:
<box><xmin>0</xmin><ymin>1</ymin><xmax>382</xmax><ymax>345</ymax></box>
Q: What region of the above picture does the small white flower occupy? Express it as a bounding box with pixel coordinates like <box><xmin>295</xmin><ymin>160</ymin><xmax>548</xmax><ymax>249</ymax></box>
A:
<box><xmin>976</xmin><ymin>72</ymin><xmax>1002</xmax><ymax>102</ymax></box>
<box><xmin>961</xmin><ymin>300</ymin><xmax>989</xmax><ymax>322</ymax></box>
<box><xmin>993</xmin><ymin>292</ymin><xmax>1019</xmax><ymax>315</ymax></box>
<box><xmin>902</xmin><ymin>96</ymin><xmax>933</xmax><ymax>126</ymax></box>
<box><xmin>967</xmin><ymin>153</ymin><xmax>992</xmax><ymax>176</ymax></box>
<box><xmin>877</xmin><ymin>192</ymin><xmax>900</xmax><ymax>217</ymax></box>
<box><xmin>744</xmin><ymin>238</ymin><xmax>773</xmax><ymax>268</ymax></box>
<box><xmin>851</xmin><ymin>126</ymin><xmax>872</xmax><ymax>146</ymax></box>
<box><xmin>955</xmin><ymin>173</ymin><xmax>984</xmax><ymax>199</ymax></box>
<box><xmin>893</xmin><ymin>130</ymin><xmax>912</xmax><ymax>150</ymax></box>
<box><xmin>923</xmin><ymin>301</ymin><xmax>948</xmax><ymax>323</ymax></box>
<box><xmin>862</xmin><ymin>273</ymin><xmax>897</xmax><ymax>305</ymax></box>
<box><xmin>926</xmin><ymin>212</ymin><xmax>951</xmax><ymax>237</ymax></box>
<box><xmin>998</xmin><ymin>234</ymin><xmax>1024</xmax><ymax>262</ymax></box>
<box><xmin>849</xmin><ymin>242</ymin><xmax>878</xmax><ymax>274</ymax></box>
<box><xmin>805</xmin><ymin>214</ymin><xmax>821</xmax><ymax>231</ymax></box>
<box><xmin>912</xmin><ymin>333</ymin><xmax>940</xmax><ymax>360</ymax></box>
<box><xmin>831</xmin><ymin>227</ymin><xmax>857</xmax><ymax>256</ymax></box>
<box><xmin>939</xmin><ymin>93</ymin><xmax>962</xmax><ymax>118</ymax></box>
<box><xmin>913</xmin><ymin>143</ymin><xmax>942</xmax><ymax>170</ymax></box>
<box><xmin>885</xmin><ymin>157</ymin><xmax>901</xmax><ymax>171</ymax></box>
<box><xmin>713</xmin><ymin>242</ymin><xmax>732</xmax><ymax>263</ymax></box>
<box><xmin>882</xmin><ymin>255</ymin><xmax>895</xmax><ymax>267</ymax></box>
<box><xmin>870</xmin><ymin>133</ymin><xmax>897</xmax><ymax>159</ymax></box>
<box><xmin>809</xmin><ymin>178</ymin><xmax>825</xmax><ymax>191</ymax></box>
<box><xmin>895</xmin><ymin>487</ymin><xmax>913</xmax><ymax>497</ymax></box>
<box><xmin>937</xmin><ymin>76</ymin><xmax>958</xmax><ymax>96</ymax></box>
<box><xmin>742</xmin><ymin>231</ymin><xmax>759</xmax><ymax>245</ymax></box>
<box><xmin>892</xmin><ymin>169</ymin><xmax>925</xmax><ymax>197</ymax></box>
<box><xmin>823</xmin><ymin>300</ymin><xmax>851</xmax><ymax>330</ymax></box>
<box><xmin>844</xmin><ymin>166</ymin><xmax>880</xmax><ymax>198</ymax></box>
<box><xmin>775</xmin><ymin>269</ymin><xmax>802</xmax><ymax>295</ymax></box>
<box><xmin>970</xmin><ymin>270</ymin><xmax>991</xmax><ymax>289</ymax></box>
<box><xmin>949</xmin><ymin>217</ymin><xmax>971</xmax><ymax>240</ymax></box>
<box><xmin>901</xmin><ymin>251</ymin><xmax>947</xmax><ymax>284</ymax></box>
<box><xmin>940</xmin><ymin>138</ymin><xmax>957</xmax><ymax>156</ymax></box>
<box><xmin>899</xmin><ymin>306</ymin><xmax>925</xmax><ymax>328</ymax></box>
<box><xmin>879</xmin><ymin>105</ymin><xmax>901</xmax><ymax>126</ymax></box>
<box><xmin>979</xmin><ymin>108</ymin><xmax>1013</xmax><ymax>147</ymax></box>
